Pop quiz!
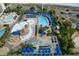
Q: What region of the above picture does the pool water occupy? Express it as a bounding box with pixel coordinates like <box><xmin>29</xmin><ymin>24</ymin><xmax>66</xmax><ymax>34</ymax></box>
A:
<box><xmin>0</xmin><ymin>28</ymin><xmax>6</xmax><ymax>38</ymax></box>
<box><xmin>38</xmin><ymin>16</ymin><xmax>49</xmax><ymax>27</ymax></box>
<box><xmin>4</xmin><ymin>15</ymin><xmax>14</xmax><ymax>23</ymax></box>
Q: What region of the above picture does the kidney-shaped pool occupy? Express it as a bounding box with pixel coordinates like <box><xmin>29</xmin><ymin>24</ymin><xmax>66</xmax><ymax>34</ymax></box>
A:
<box><xmin>38</xmin><ymin>16</ymin><xmax>49</xmax><ymax>27</ymax></box>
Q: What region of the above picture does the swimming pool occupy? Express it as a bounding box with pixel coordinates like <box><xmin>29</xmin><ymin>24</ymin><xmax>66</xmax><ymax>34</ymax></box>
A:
<box><xmin>38</xmin><ymin>16</ymin><xmax>49</xmax><ymax>27</ymax></box>
<box><xmin>0</xmin><ymin>28</ymin><xmax>6</xmax><ymax>38</ymax></box>
<box><xmin>4</xmin><ymin>15</ymin><xmax>14</xmax><ymax>23</ymax></box>
<box><xmin>0</xmin><ymin>15</ymin><xmax>14</xmax><ymax>24</ymax></box>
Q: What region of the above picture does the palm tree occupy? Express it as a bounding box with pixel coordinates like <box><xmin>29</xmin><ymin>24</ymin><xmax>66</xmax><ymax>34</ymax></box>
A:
<box><xmin>30</xmin><ymin>6</ymin><xmax>35</xmax><ymax>12</ymax></box>
<box><xmin>43</xmin><ymin>8</ymin><xmax>48</xmax><ymax>12</ymax></box>
<box><xmin>39</xmin><ymin>25</ymin><xmax>45</xmax><ymax>33</ymax></box>
<box><xmin>49</xmin><ymin>9</ymin><xmax>56</xmax><ymax>15</ymax></box>
<box><xmin>47</xmin><ymin>29</ymin><xmax>52</xmax><ymax>36</ymax></box>
<box><xmin>0</xmin><ymin>40</ymin><xmax>4</xmax><ymax>47</ymax></box>
<box><xmin>60</xmin><ymin>11</ymin><xmax>65</xmax><ymax>14</ymax></box>
<box><xmin>63</xmin><ymin>20</ymin><xmax>72</xmax><ymax>27</ymax></box>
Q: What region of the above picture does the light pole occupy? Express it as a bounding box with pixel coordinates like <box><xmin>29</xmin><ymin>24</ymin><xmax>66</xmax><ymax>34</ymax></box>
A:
<box><xmin>42</xmin><ymin>4</ymin><xmax>43</xmax><ymax>12</ymax></box>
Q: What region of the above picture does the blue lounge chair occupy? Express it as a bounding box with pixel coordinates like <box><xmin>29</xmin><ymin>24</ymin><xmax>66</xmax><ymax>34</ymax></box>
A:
<box><xmin>55</xmin><ymin>46</ymin><xmax>62</xmax><ymax>55</ymax></box>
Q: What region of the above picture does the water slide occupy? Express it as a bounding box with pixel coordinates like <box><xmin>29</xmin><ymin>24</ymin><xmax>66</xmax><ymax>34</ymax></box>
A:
<box><xmin>20</xmin><ymin>18</ymin><xmax>35</xmax><ymax>41</ymax></box>
<box><xmin>11</xmin><ymin>18</ymin><xmax>35</xmax><ymax>41</ymax></box>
